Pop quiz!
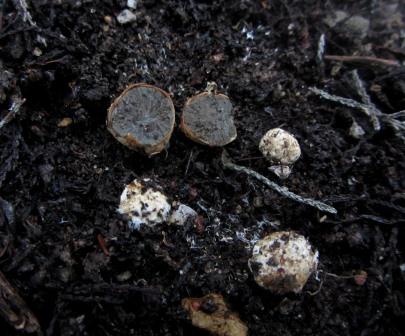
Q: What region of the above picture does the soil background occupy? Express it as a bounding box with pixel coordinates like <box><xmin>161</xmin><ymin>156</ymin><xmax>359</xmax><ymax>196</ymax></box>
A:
<box><xmin>1</xmin><ymin>0</ymin><xmax>405</xmax><ymax>335</ymax></box>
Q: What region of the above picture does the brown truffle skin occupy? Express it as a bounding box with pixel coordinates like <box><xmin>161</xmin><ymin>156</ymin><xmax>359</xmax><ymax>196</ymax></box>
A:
<box><xmin>107</xmin><ymin>83</ymin><xmax>175</xmax><ymax>157</ymax></box>
<box><xmin>180</xmin><ymin>92</ymin><xmax>237</xmax><ymax>147</ymax></box>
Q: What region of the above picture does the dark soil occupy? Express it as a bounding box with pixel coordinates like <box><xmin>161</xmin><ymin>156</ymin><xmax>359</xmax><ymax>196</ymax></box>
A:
<box><xmin>1</xmin><ymin>0</ymin><xmax>405</xmax><ymax>335</ymax></box>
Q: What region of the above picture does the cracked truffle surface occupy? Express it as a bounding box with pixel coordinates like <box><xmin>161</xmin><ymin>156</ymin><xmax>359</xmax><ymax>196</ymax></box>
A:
<box><xmin>118</xmin><ymin>179</ymin><xmax>171</xmax><ymax>230</ymax></box>
<box><xmin>248</xmin><ymin>231</ymin><xmax>318</xmax><ymax>293</ymax></box>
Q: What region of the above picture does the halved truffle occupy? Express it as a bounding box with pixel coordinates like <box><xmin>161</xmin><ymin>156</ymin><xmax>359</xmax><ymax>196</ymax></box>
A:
<box><xmin>107</xmin><ymin>83</ymin><xmax>175</xmax><ymax>156</ymax></box>
<box><xmin>180</xmin><ymin>90</ymin><xmax>237</xmax><ymax>147</ymax></box>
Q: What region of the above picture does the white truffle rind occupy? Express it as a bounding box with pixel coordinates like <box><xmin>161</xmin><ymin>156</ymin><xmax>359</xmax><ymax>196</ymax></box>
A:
<box><xmin>248</xmin><ymin>231</ymin><xmax>318</xmax><ymax>293</ymax></box>
<box><xmin>259</xmin><ymin>128</ymin><xmax>301</xmax><ymax>166</ymax></box>
<box><xmin>118</xmin><ymin>179</ymin><xmax>171</xmax><ymax>230</ymax></box>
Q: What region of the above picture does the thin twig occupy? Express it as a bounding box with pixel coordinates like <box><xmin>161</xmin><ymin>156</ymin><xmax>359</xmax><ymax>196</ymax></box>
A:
<box><xmin>325</xmin><ymin>55</ymin><xmax>400</xmax><ymax>67</ymax></box>
<box><xmin>350</xmin><ymin>70</ymin><xmax>381</xmax><ymax>131</ymax></box>
<box><xmin>317</xmin><ymin>34</ymin><xmax>325</xmax><ymax>64</ymax></box>
<box><xmin>184</xmin><ymin>150</ymin><xmax>193</xmax><ymax>176</ymax></box>
<box><xmin>0</xmin><ymin>96</ymin><xmax>25</xmax><ymax>131</ymax></box>
<box><xmin>310</xmin><ymin>86</ymin><xmax>405</xmax><ymax>142</ymax></box>
<box><xmin>11</xmin><ymin>0</ymin><xmax>36</xmax><ymax>27</ymax></box>
<box><xmin>221</xmin><ymin>152</ymin><xmax>337</xmax><ymax>214</ymax></box>
<box><xmin>309</xmin><ymin>87</ymin><xmax>373</xmax><ymax>117</ymax></box>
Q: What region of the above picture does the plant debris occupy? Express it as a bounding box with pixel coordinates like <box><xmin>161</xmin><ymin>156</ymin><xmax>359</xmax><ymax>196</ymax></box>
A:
<box><xmin>222</xmin><ymin>151</ymin><xmax>337</xmax><ymax>214</ymax></box>
<box><xmin>182</xmin><ymin>293</ymin><xmax>248</xmax><ymax>336</ymax></box>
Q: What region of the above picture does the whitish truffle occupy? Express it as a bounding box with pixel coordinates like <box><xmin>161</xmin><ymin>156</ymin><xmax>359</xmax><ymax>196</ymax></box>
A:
<box><xmin>180</xmin><ymin>84</ymin><xmax>237</xmax><ymax>147</ymax></box>
<box><xmin>118</xmin><ymin>179</ymin><xmax>171</xmax><ymax>230</ymax></box>
<box><xmin>248</xmin><ymin>231</ymin><xmax>318</xmax><ymax>293</ymax></box>
<box><xmin>107</xmin><ymin>83</ymin><xmax>175</xmax><ymax>157</ymax></box>
<box><xmin>259</xmin><ymin>128</ymin><xmax>301</xmax><ymax>178</ymax></box>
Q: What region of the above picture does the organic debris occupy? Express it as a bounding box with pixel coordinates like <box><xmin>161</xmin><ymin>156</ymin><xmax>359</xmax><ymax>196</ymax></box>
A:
<box><xmin>182</xmin><ymin>293</ymin><xmax>248</xmax><ymax>336</ymax></box>
<box><xmin>0</xmin><ymin>271</ymin><xmax>40</xmax><ymax>333</ymax></box>
<box><xmin>222</xmin><ymin>151</ymin><xmax>337</xmax><ymax>214</ymax></box>
<box><xmin>57</xmin><ymin>117</ymin><xmax>73</xmax><ymax>128</ymax></box>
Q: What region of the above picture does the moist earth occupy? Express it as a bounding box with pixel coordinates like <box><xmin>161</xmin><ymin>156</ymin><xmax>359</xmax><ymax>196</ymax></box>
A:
<box><xmin>0</xmin><ymin>0</ymin><xmax>404</xmax><ymax>335</ymax></box>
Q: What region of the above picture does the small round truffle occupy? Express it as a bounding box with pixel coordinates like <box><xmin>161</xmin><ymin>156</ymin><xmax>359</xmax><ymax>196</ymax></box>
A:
<box><xmin>259</xmin><ymin>128</ymin><xmax>301</xmax><ymax>178</ymax></box>
<box><xmin>248</xmin><ymin>231</ymin><xmax>318</xmax><ymax>293</ymax></box>
<box><xmin>107</xmin><ymin>83</ymin><xmax>175</xmax><ymax>157</ymax></box>
<box><xmin>180</xmin><ymin>86</ymin><xmax>237</xmax><ymax>147</ymax></box>
<box><xmin>118</xmin><ymin>179</ymin><xmax>171</xmax><ymax>230</ymax></box>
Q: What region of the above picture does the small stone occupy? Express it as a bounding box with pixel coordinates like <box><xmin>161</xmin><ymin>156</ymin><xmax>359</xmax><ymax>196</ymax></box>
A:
<box><xmin>127</xmin><ymin>0</ymin><xmax>138</xmax><ymax>9</ymax></box>
<box><xmin>58</xmin><ymin>117</ymin><xmax>73</xmax><ymax>127</ymax></box>
<box><xmin>107</xmin><ymin>83</ymin><xmax>175</xmax><ymax>156</ymax></box>
<box><xmin>324</xmin><ymin>11</ymin><xmax>369</xmax><ymax>40</ymax></box>
<box><xmin>341</xmin><ymin>16</ymin><xmax>370</xmax><ymax>40</ymax></box>
<box><xmin>324</xmin><ymin>10</ymin><xmax>349</xmax><ymax>28</ymax></box>
<box><xmin>253</xmin><ymin>197</ymin><xmax>263</xmax><ymax>208</ymax></box>
<box><xmin>353</xmin><ymin>270</ymin><xmax>367</xmax><ymax>286</ymax></box>
<box><xmin>180</xmin><ymin>83</ymin><xmax>237</xmax><ymax>147</ymax></box>
<box><xmin>169</xmin><ymin>203</ymin><xmax>197</xmax><ymax>225</ymax></box>
<box><xmin>116</xmin><ymin>271</ymin><xmax>132</xmax><ymax>282</ymax></box>
<box><xmin>349</xmin><ymin>119</ymin><xmax>365</xmax><ymax>139</ymax></box>
<box><xmin>116</xmin><ymin>9</ymin><xmax>136</xmax><ymax>24</ymax></box>
<box><xmin>33</xmin><ymin>47</ymin><xmax>42</xmax><ymax>57</ymax></box>
<box><xmin>104</xmin><ymin>15</ymin><xmax>112</xmax><ymax>24</ymax></box>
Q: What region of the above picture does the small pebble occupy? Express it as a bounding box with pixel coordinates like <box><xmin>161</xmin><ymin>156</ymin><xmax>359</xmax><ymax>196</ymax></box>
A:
<box><xmin>127</xmin><ymin>0</ymin><xmax>138</xmax><ymax>9</ymax></box>
<box><xmin>58</xmin><ymin>117</ymin><xmax>73</xmax><ymax>127</ymax></box>
<box><xmin>169</xmin><ymin>203</ymin><xmax>197</xmax><ymax>226</ymax></box>
<box><xmin>116</xmin><ymin>9</ymin><xmax>137</xmax><ymax>24</ymax></box>
<box><xmin>116</xmin><ymin>271</ymin><xmax>132</xmax><ymax>282</ymax></box>
<box><xmin>353</xmin><ymin>270</ymin><xmax>367</xmax><ymax>286</ymax></box>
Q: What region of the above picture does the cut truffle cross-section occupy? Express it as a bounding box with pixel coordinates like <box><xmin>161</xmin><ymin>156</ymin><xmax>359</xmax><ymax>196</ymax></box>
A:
<box><xmin>181</xmin><ymin>85</ymin><xmax>237</xmax><ymax>147</ymax></box>
<box><xmin>107</xmin><ymin>83</ymin><xmax>175</xmax><ymax>156</ymax></box>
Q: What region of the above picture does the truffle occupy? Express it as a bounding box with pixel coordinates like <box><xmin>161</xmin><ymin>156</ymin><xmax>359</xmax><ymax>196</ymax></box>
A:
<box><xmin>248</xmin><ymin>231</ymin><xmax>318</xmax><ymax>293</ymax></box>
<box><xmin>181</xmin><ymin>83</ymin><xmax>237</xmax><ymax>146</ymax></box>
<box><xmin>118</xmin><ymin>179</ymin><xmax>171</xmax><ymax>230</ymax></box>
<box><xmin>107</xmin><ymin>83</ymin><xmax>175</xmax><ymax>156</ymax></box>
<box><xmin>259</xmin><ymin>128</ymin><xmax>301</xmax><ymax>178</ymax></box>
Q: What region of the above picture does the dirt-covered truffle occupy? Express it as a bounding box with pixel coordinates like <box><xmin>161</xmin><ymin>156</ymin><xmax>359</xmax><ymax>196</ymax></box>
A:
<box><xmin>180</xmin><ymin>83</ymin><xmax>237</xmax><ymax>147</ymax></box>
<box><xmin>107</xmin><ymin>83</ymin><xmax>175</xmax><ymax>156</ymax></box>
<box><xmin>118</xmin><ymin>178</ymin><xmax>171</xmax><ymax>230</ymax></box>
<box><xmin>248</xmin><ymin>231</ymin><xmax>318</xmax><ymax>293</ymax></box>
<box><xmin>259</xmin><ymin>128</ymin><xmax>301</xmax><ymax>178</ymax></box>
